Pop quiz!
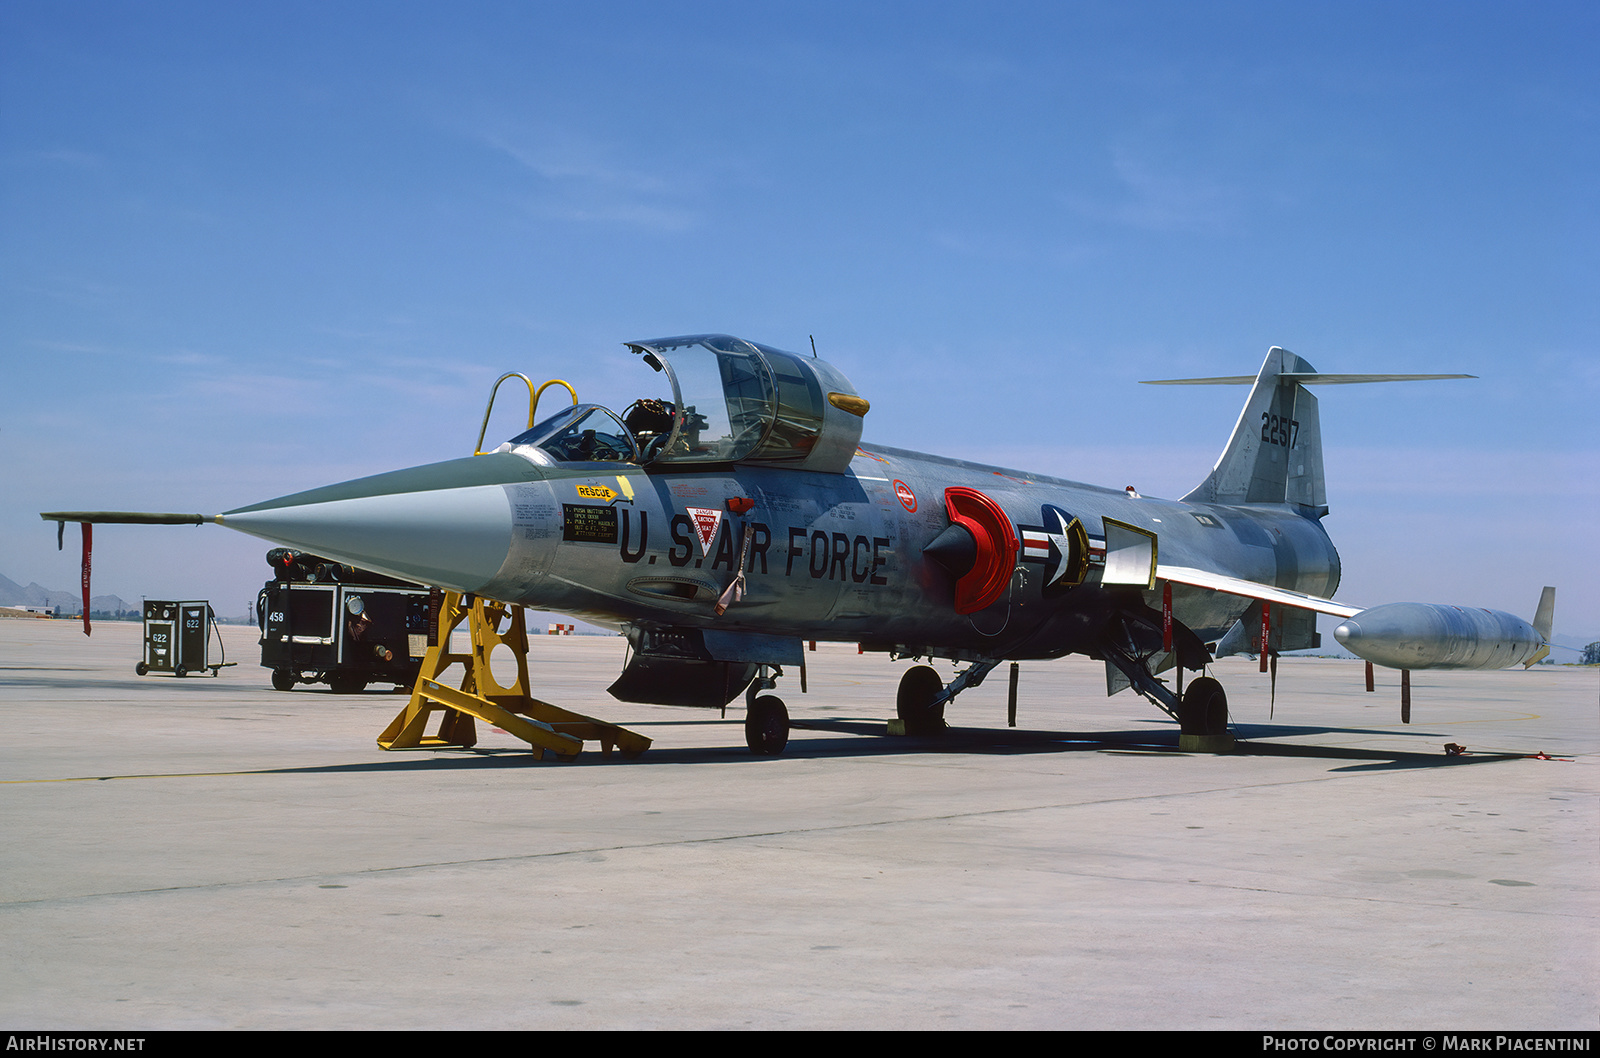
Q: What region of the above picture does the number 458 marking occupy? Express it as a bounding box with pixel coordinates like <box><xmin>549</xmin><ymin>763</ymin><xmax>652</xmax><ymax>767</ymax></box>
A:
<box><xmin>1261</xmin><ymin>413</ymin><xmax>1299</xmax><ymax>448</ymax></box>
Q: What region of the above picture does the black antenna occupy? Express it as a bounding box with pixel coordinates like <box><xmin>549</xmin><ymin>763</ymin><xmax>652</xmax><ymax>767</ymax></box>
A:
<box><xmin>809</xmin><ymin>335</ymin><xmax>817</xmax><ymax>358</ymax></box>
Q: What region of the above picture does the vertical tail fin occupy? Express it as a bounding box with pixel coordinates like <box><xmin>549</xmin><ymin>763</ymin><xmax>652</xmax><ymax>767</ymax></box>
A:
<box><xmin>1532</xmin><ymin>585</ymin><xmax>1556</xmax><ymax>640</ymax></box>
<box><xmin>1141</xmin><ymin>353</ymin><xmax>1476</xmax><ymax>513</ymax></box>
<box><xmin>1524</xmin><ymin>586</ymin><xmax>1556</xmax><ymax>668</ymax></box>
<box><xmin>1142</xmin><ymin>347</ymin><xmax>1326</xmax><ymax>510</ymax></box>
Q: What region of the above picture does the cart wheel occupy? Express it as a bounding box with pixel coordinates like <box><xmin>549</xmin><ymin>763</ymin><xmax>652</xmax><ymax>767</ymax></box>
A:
<box><xmin>271</xmin><ymin>669</ymin><xmax>296</xmax><ymax>692</ymax></box>
<box><xmin>328</xmin><ymin>675</ymin><xmax>367</xmax><ymax>694</ymax></box>
<box><xmin>174</xmin><ymin>666</ymin><xmax>187</xmax><ymax>678</ymax></box>
<box><xmin>135</xmin><ymin>662</ymin><xmax>148</xmax><ymax>676</ymax></box>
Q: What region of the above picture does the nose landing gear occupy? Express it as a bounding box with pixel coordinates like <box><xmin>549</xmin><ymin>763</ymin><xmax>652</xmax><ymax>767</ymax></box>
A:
<box><xmin>744</xmin><ymin>665</ymin><xmax>790</xmax><ymax>755</ymax></box>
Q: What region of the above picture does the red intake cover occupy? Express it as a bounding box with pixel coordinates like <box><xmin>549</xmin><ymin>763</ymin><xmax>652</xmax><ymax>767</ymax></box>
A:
<box><xmin>943</xmin><ymin>487</ymin><xmax>1018</xmax><ymax>614</ymax></box>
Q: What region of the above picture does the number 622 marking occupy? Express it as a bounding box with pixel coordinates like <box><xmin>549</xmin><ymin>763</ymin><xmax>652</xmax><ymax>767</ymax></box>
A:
<box><xmin>1261</xmin><ymin>413</ymin><xmax>1299</xmax><ymax>448</ymax></box>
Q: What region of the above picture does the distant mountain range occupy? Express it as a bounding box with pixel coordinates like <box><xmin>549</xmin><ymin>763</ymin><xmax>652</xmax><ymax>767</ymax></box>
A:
<box><xmin>0</xmin><ymin>572</ymin><xmax>131</xmax><ymax>615</ymax></box>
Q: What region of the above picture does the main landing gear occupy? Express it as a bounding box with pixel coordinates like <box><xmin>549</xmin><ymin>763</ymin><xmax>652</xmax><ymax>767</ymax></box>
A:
<box><xmin>896</xmin><ymin>665</ymin><xmax>946</xmax><ymax>735</ymax></box>
<box><xmin>890</xmin><ymin>659</ymin><xmax>1001</xmax><ymax>737</ymax></box>
<box><xmin>1099</xmin><ymin>619</ymin><xmax>1233</xmax><ymax>751</ymax></box>
<box><xmin>892</xmin><ymin>658</ymin><xmax>1232</xmax><ymax>750</ymax></box>
<box><xmin>1178</xmin><ymin>676</ymin><xmax>1228</xmax><ymax>738</ymax></box>
<box><xmin>1175</xmin><ymin>674</ymin><xmax>1232</xmax><ymax>752</ymax></box>
<box><xmin>739</xmin><ymin>651</ymin><xmax>1232</xmax><ymax>757</ymax></box>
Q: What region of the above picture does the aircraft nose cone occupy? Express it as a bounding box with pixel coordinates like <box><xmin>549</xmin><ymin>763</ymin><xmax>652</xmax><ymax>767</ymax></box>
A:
<box><xmin>220</xmin><ymin>469</ymin><xmax>518</xmax><ymax>592</ymax></box>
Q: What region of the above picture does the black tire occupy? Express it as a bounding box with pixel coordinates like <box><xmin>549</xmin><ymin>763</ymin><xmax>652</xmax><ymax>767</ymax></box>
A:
<box><xmin>271</xmin><ymin>669</ymin><xmax>296</xmax><ymax>692</ymax></box>
<box><xmin>897</xmin><ymin>665</ymin><xmax>947</xmax><ymax>735</ymax></box>
<box><xmin>328</xmin><ymin>675</ymin><xmax>367</xmax><ymax>695</ymax></box>
<box><xmin>1180</xmin><ymin>676</ymin><xmax>1229</xmax><ymax>736</ymax></box>
<box><xmin>174</xmin><ymin>666</ymin><xmax>187</xmax><ymax>678</ymax></box>
<box><xmin>745</xmin><ymin>695</ymin><xmax>790</xmax><ymax>756</ymax></box>
<box><xmin>135</xmin><ymin>662</ymin><xmax>148</xmax><ymax>676</ymax></box>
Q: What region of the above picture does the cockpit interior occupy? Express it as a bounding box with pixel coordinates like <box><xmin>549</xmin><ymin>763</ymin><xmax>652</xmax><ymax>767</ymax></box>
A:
<box><xmin>493</xmin><ymin>334</ymin><xmax>869</xmax><ymax>475</ymax></box>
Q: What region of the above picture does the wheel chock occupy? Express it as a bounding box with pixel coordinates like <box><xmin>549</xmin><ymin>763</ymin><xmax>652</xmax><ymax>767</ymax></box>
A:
<box><xmin>1178</xmin><ymin>732</ymin><xmax>1236</xmax><ymax>753</ymax></box>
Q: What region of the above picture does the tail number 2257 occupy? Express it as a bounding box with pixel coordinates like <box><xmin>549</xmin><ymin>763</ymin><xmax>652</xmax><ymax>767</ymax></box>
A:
<box><xmin>1261</xmin><ymin>413</ymin><xmax>1299</xmax><ymax>448</ymax></box>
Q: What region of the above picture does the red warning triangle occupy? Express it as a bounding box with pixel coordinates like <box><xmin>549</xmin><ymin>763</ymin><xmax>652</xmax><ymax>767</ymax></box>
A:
<box><xmin>687</xmin><ymin>507</ymin><xmax>722</xmax><ymax>555</ymax></box>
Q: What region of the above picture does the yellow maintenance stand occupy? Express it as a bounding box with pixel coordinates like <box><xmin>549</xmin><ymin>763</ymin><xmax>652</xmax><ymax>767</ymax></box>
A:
<box><xmin>376</xmin><ymin>373</ymin><xmax>651</xmax><ymax>761</ymax></box>
<box><xmin>377</xmin><ymin>591</ymin><xmax>650</xmax><ymax>761</ymax></box>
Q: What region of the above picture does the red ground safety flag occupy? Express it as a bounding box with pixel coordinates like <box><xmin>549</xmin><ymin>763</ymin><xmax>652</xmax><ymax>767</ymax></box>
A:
<box><xmin>80</xmin><ymin>522</ymin><xmax>92</xmax><ymax>637</ymax></box>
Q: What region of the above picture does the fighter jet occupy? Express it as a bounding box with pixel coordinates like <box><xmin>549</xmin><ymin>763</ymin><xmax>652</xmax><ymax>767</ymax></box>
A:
<box><xmin>43</xmin><ymin>334</ymin><xmax>1551</xmax><ymax>755</ymax></box>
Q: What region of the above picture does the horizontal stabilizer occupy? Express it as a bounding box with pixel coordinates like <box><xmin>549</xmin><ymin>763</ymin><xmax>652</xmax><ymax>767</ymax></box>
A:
<box><xmin>1140</xmin><ymin>373</ymin><xmax>1476</xmax><ymax>385</ymax></box>
<box><xmin>1152</xmin><ymin>348</ymin><xmax>1476</xmax><ymax>510</ymax></box>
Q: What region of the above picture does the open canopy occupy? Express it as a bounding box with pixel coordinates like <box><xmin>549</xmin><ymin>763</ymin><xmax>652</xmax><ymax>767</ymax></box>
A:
<box><xmin>499</xmin><ymin>334</ymin><xmax>868</xmax><ymax>473</ymax></box>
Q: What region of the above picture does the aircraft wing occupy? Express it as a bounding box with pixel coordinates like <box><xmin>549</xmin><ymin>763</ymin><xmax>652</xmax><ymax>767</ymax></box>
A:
<box><xmin>1155</xmin><ymin>564</ymin><xmax>1363</xmax><ymax>619</ymax></box>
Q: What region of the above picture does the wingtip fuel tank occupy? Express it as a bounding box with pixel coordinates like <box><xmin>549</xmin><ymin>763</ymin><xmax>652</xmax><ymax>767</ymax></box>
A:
<box><xmin>1333</xmin><ymin>591</ymin><xmax>1553</xmax><ymax>671</ymax></box>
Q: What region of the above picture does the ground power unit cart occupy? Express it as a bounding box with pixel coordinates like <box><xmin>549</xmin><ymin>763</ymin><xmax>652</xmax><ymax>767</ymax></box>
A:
<box><xmin>138</xmin><ymin>599</ymin><xmax>233</xmax><ymax>677</ymax></box>
<box><xmin>256</xmin><ymin>548</ymin><xmax>433</xmax><ymax>693</ymax></box>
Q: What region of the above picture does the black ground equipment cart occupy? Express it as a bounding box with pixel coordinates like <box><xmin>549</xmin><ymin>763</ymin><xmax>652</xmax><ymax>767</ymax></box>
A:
<box><xmin>256</xmin><ymin>549</ymin><xmax>434</xmax><ymax>693</ymax></box>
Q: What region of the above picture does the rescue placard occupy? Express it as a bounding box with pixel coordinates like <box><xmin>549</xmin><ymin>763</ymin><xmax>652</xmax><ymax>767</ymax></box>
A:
<box><xmin>563</xmin><ymin>504</ymin><xmax>620</xmax><ymax>544</ymax></box>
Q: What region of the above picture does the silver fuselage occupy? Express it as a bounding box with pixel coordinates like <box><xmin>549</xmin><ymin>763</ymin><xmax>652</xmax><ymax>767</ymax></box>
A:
<box><xmin>221</xmin><ymin>443</ymin><xmax>1341</xmax><ymax>663</ymax></box>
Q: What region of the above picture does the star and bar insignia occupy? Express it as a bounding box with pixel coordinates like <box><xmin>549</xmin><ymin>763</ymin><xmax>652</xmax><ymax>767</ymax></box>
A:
<box><xmin>1018</xmin><ymin>504</ymin><xmax>1090</xmax><ymax>590</ymax></box>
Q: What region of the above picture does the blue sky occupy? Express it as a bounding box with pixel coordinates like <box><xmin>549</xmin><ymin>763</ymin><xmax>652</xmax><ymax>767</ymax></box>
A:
<box><xmin>3</xmin><ymin>1</ymin><xmax>1596</xmax><ymax>644</ymax></box>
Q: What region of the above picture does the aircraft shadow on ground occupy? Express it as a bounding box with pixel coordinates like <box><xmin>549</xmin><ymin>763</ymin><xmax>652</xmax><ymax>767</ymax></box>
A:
<box><xmin>209</xmin><ymin>715</ymin><xmax>1524</xmax><ymax>779</ymax></box>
